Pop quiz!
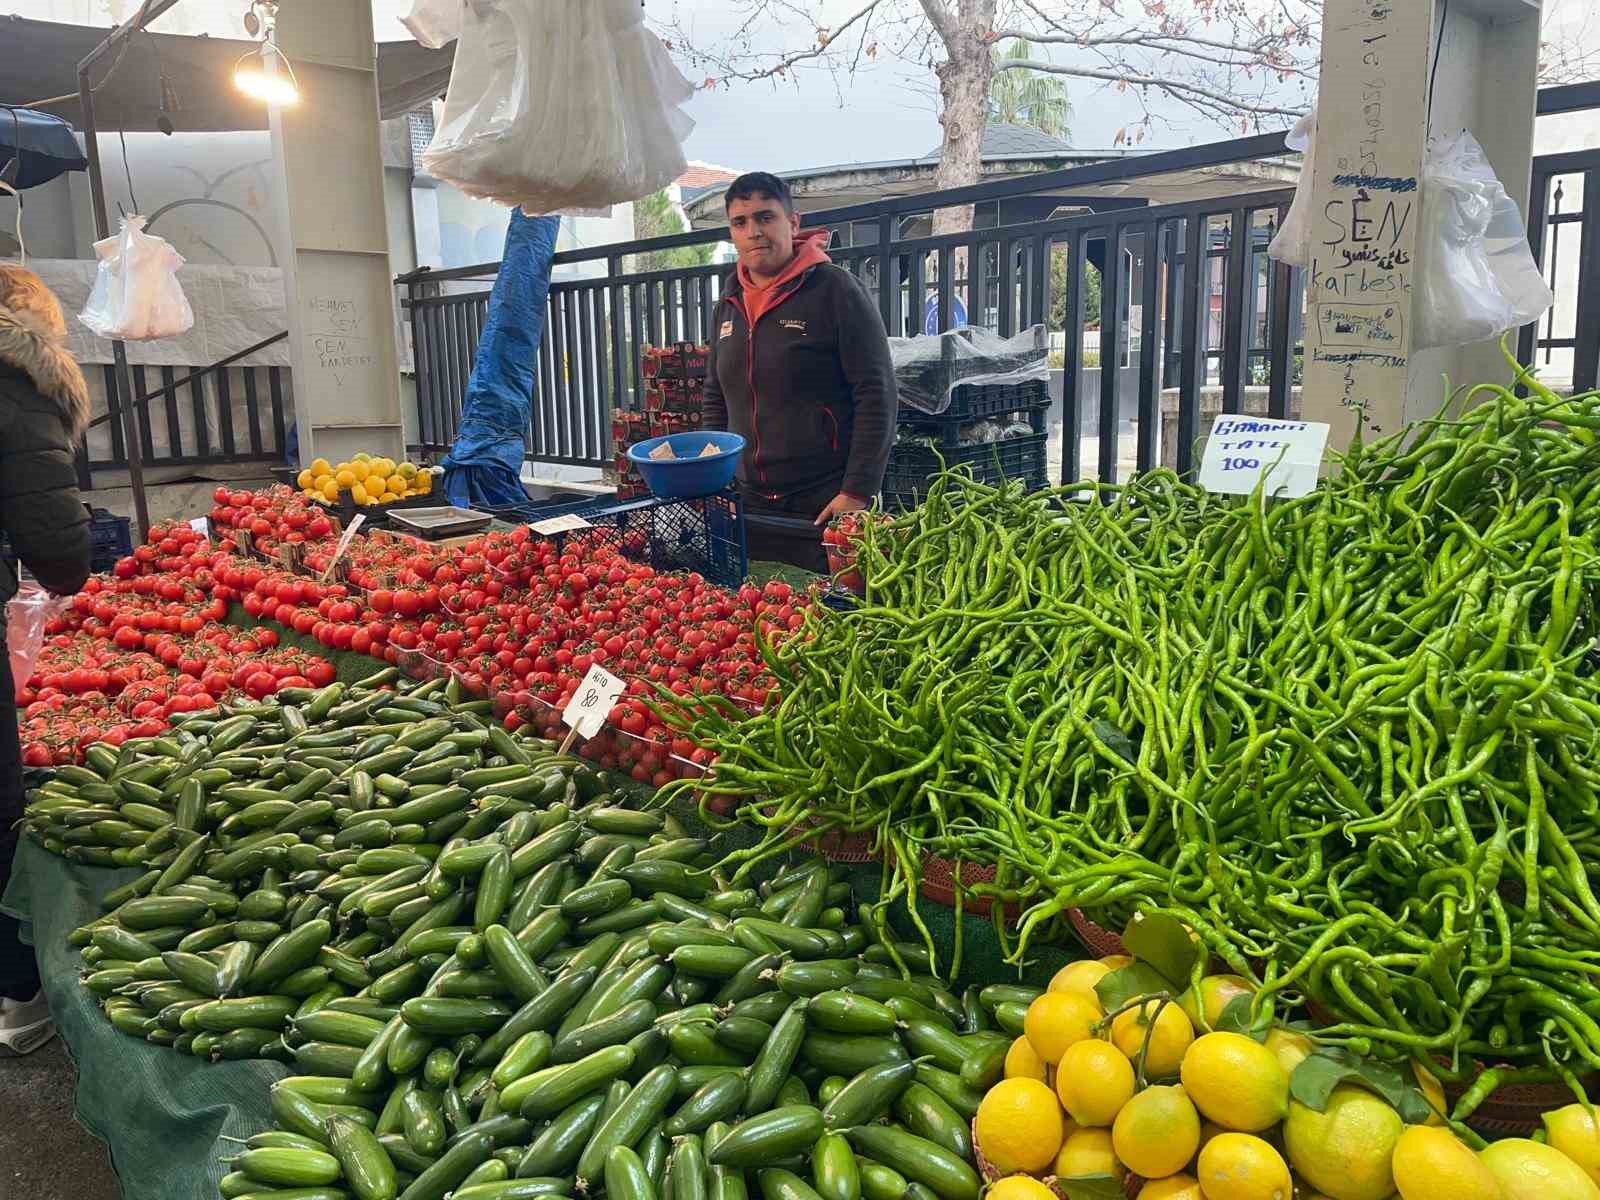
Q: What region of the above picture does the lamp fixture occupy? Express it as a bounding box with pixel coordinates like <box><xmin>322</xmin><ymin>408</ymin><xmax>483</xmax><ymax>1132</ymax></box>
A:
<box><xmin>234</xmin><ymin>2</ymin><xmax>300</xmax><ymax>107</ymax></box>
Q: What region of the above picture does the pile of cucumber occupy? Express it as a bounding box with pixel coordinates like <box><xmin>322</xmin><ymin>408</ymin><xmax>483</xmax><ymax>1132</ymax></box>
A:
<box><xmin>21</xmin><ymin>669</ymin><xmax>1035</xmax><ymax>1200</ymax></box>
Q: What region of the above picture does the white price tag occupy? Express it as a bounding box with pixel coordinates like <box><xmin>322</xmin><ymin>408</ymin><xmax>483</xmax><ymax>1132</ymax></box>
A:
<box><xmin>562</xmin><ymin>665</ymin><xmax>626</xmax><ymax>739</ymax></box>
<box><xmin>319</xmin><ymin>514</ymin><xmax>366</xmax><ymax>582</ymax></box>
<box><xmin>1198</xmin><ymin>415</ymin><xmax>1330</xmax><ymax>499</ymax></box>
<box><xmin>190</xmin><ymin>517</ymin><xmax>210</xmax><ymax>537</ymax></box>
<box><xmin>530</xmin><ymin>513</ymin><xmax>593</xmax><ymax>536</ymax></box>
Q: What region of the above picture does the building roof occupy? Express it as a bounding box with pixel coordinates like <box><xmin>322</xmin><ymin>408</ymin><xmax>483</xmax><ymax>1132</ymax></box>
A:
<box><xmin>919</xmin><ymin>122</ymin><xmax>1075</xmax><ymax>162</ymax></box>
<box><xmin>676</xmin><ymin>162</ymin><xmax>740</xmax><ymax>191</ymax></box>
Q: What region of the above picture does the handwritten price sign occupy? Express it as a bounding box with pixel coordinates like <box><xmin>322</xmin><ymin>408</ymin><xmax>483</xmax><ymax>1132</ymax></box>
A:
<box><xmin>1198</xmin><ymin>415</ymin><xmax>1330</xmax><ymax>499</ymax></box>
<box><xmin>561</xmin><ymin>664</ymin><xmax>627</xmax><ymax>740</ymax></box>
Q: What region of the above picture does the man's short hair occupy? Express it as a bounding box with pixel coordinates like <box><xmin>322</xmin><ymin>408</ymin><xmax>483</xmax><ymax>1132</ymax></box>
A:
<box><xmin>724</xmin><ymin>172</ymin><xmax>794</xmax><ymax>213</ymax></box>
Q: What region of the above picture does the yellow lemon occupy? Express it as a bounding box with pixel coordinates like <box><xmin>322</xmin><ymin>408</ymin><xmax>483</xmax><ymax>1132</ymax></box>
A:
<box><xmin>1282</xmin><ymin>1086</ymin><xmax>1402</xmax><ymax>1200</ymax></box>
<box><xmin>1411</xmin><ymin>1062</ymin><xmax>1448</xmax><ymax>1126</ymax></box>
<box><xmin>1391</xmin><ymin>1126</ymin><xmax>1502</xmax><ymax>1200</ymax></box>
<box><xmin>296</xmin><ymin>468</ymin><xmax>314</xmax><ymax>489</ymax></box>
<box><xmin>1196</xmin><ymin>1133</ymin><xmax>1292</xmax><ymax>1200</ymax></box>
<box><xmin>349</xmin><ymin>459</ymin><xmax>371</xmax><ymax>483</ymax></box>
<box><xmin>1111</xmin><ymin>1000</ymin><xmax>1194</xmax><ymax>1079</ymax></box>
<box><xmin>352</xmin><ymin>451</ymin><xmax>371</xmax><ymax>463</ymax></box>
<box><xmin>1055</xmin><ymin>1038</ymin><xmax>1136</xmax><ymax>1127</ymax></box>
<box><xmin>1179</xmin><ymin>1032</ymin><xmax>1289</xmax><ymax>1132</ymax></box>
<box><xmin>335</xmin><ymin>467</ymin><xmax>357</xmax><ymax>489</ymax></box>
<box><xmin>1481</xmin><ymin>1139</ymin><xmax>1600</xmax><ymax>1200</ymax></box>
<box><xmin>350</xmin><ymin>482</ymin><xmax>369</xmax><ymax>505</ymax></box>
<box><xmin>986</xmin><ymin>1177</ymin><xmax>1057</xmax><ymax>1200</ymax></box>
<box><xmin>1100</xmin><ymin>955</ymin><xmax>1133</xmax><ymax>970</ymax></box>
<box><xmin>397</xmin><ymin>461</ymin><xmax>419</xmax><ymax>480</ymax></box>
<box><xmin>1544</xmin><ymin>1105</ymin><xmax>1600</xmax><ymax>1188</ymax></box>
<box><xmin>1263</xmin><ymin>1029</ymin><xmax>1314</xmax><ymax>1078</ymax></box>
<box><xmin>321</xmin><ymin>479</ymin><xmax>340</xmax><ymax>502</ymax></box>
<box><xmin>1112</xmin><ymin>1084</ymin><xmax>1201</xmax><ymax>1180</ymax></box>
<box><xmin>1005</xmin><ymin>1036</ymin><xmax>1048</xmax><ymax>1082</ymax></box>
<box><xmin>974</xmin><ymin>1077</ymin><xmax>1063</xmax><ymax>1174</ymax></box>
<box><xmin>1050</xmin><ymin>961</ymin><xmax>1111</xmax><ymax>999</ymax></box>
<box><xmin>378</xmin><ymin>491</ymin><xmax>399</xmax><ymax>504</ymax></box>
<box><xmin>371</xmin><ymin>456</ymin><xmax>394</xmax><ymax>477</ymax></box>
<box><xmin>1054</xmin><ymin>1127</ymin><xmax>1124</xmax><ymax>1183</ymax></box>
<box><xmin>1178</xmin><ymin>975</ymin><xmax>1255</xmax><ymax>1032</ymax></box>
<box><xmin>1140</xmin><ymin>1174</ymin><xmax>1204</xmax><ymax>1200</ymax></box>
<box><xmin>1024</xmin><ymin>991</ymin><xmax>1102</xmax><ymax>1065</ymax></box>
<box><xmin>310</xmin><ymin>457</ymin><xmax>331</xmax><ymax>475</ymax></box>
<box><xmin>386</xmin><ymin>474</ymin><xmax>408</xmax><ymax>496</ymax></box>
<box><xmin>415</xmin><ymin>470</ymin><xmax>433</xmax><ymax>493</ymax></box>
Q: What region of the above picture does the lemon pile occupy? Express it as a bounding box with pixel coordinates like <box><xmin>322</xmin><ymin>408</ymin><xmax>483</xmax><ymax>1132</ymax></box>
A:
<box><xmin>974</xmin><ymin>955</ymin><xmax>1600</xmax><ymax>1200</ymax></box>
<box><xmin>297</xmin><ymin>453</ymin><xmax>431</xmax><ymax>506</ymax></box>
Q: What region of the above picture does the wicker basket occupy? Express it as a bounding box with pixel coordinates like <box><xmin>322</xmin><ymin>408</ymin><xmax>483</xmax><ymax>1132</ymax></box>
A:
<box><xmin>1442</xmin><ymin>1066</ymin><xmax>1600</xmax><ymax>1137</ymax></box>
<box><xmin>972</xmin><ymin>1118</ymin><xmax>1140</xmax><ymax>1199</ymax></box>
<box><xmin>1067</xmin><ymin>908</ymin><xmax>1128</xmax><ymax>959</ymax></box>
<box><xmin>920</xmin><ymin>855</ymin><xmax>1021</xmax><ymax>924</ymax></box>
<box><xmin>795</xmin><ymin>820</ymin><xmax>880</xmax><ymax>864</ymax></box>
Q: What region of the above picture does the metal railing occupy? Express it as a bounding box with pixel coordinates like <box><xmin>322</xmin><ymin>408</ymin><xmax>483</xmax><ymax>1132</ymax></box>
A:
<box><xmin>400</xmin><ymin>81</ymin><xmax>1600</xmax><ymax>483</ymax></box>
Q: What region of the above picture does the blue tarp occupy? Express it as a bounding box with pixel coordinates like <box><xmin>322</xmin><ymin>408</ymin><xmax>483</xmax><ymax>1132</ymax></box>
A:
<box><xmin>443</xmin><ymin>211</ymin><xmax>562</xmax><ymax>509</ymax></box>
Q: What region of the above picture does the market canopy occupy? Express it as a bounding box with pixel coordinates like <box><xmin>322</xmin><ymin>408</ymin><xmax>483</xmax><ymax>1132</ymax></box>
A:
<box><xmin>0</xmin><ymin>15</ymin><xmax>454</xmax><ymax>132</ymax></box>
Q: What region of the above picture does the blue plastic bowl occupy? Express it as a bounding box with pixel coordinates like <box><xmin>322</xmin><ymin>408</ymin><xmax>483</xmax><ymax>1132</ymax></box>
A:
<box><xmin>626</xmin><ymin>432</ymin><xmax>745</xmax><ymax>498</ymax></box>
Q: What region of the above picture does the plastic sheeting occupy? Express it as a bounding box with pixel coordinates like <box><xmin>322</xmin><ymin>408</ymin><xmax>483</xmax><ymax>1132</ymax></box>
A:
<box><xmin>891</xmin><ymin>325</ymin><xmax>1051</xmax><ymax>416</ymax></box>
<box><xmin>443</xmin><ymin>210</ymin><xmax>561</xmax><ymax>508</ymax></box>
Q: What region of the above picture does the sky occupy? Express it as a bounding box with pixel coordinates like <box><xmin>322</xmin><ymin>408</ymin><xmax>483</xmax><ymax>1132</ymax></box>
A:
<box><xmin>11</xmin><ymin>0</ymin><xmax>1599</xmax><ymax>177</ymax></box>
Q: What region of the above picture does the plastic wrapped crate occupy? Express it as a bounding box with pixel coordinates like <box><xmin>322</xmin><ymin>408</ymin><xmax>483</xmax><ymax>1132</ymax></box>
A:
<box><xmin>882</xmin><ymin>433</ymin><xmax>1048</xmax><ymax>512</ymax></box>
<box><xmin>898</xmin><ymin>378</ymin><xmax>1051</xmax><ymax>428</ymax></box>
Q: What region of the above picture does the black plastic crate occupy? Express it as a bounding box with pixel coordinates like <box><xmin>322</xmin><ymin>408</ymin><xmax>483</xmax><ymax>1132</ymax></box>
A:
<box><xmin>532</xmin><ymin>491</ymin><xmax>748</xmax><ymax>590</ymax></box>
<box><xmin>882</xmin><ymin>434</ymin><xmax>1049</xmax><ymax>512</ymax></box>
<box><xmin>310</xmin><ymin>489</ymin><xmax>442</xmax><ymax>530</ymax></box>
<box><xmin>899</xmin><ymin>378</ymin><xmax>1052</xmax><ymax>428</ymax></box>
<box><xmin>896</xmin><ymin>399</ymin><xmax>1050</xmax><ymax>448</ymax></box>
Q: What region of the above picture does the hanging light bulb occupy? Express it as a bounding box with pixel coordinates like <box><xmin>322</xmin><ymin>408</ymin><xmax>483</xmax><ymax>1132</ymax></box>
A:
<box><xmin>235</xmin><ymin>2</ymin><xmax>300</xmax><ymax>106</ymax></box>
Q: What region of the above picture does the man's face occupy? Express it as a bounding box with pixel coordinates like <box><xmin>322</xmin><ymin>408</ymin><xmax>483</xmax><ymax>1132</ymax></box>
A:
<box><xmin>726</xmin><ymin>193</ymin><xmax>800</xmax><ymax>280</ymax></box>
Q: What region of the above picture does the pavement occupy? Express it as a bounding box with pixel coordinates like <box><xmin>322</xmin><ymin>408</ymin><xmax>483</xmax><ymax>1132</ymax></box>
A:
<box><xmin>0</xmin><ymin>1034</ymin><xmax>121</xmax><ymax>1200</ymax></box>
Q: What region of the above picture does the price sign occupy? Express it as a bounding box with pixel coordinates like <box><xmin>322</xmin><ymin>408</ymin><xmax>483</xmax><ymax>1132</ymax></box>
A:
<box><xmin>1198</xmin><ymin>415</ymin><xmax>1330</xmax><ymax>500</ymax></box>
<box><xmin>319</xmin><ymin>514</ymin><xmax>366</xmax><ymax>582</ymax></box>
<box><xmin>189</xmin><ymin>516</ymin><xmax>210</xmax><ymax>537</ymax></box>
<box><xmin>530</xmin><ymin>513</ymin><xmax>593</xmax><ymax>536</ymax></box>
<box><xmin>562</xmin><ymin>664</ymin><xmax>626</xmax><ymax>739</ymax></box>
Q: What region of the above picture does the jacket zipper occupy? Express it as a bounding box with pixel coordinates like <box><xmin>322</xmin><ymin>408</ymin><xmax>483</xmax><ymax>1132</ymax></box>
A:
<box><xmin>730</xmin><ymin>272</ymin><xmax>810</xmax><ymax>488</ymax></box>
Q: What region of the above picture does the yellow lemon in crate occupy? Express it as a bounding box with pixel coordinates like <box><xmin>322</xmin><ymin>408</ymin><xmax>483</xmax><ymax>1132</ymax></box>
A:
<box><xmin>1391</xmin><ymin>1126</ymin><xmax>1501</xmax><ymax>1200</ymax></box>
<box><xmin>1049</xmin><ymin>961</ymin><xmax>1111</xmax><ymax>999</ymax></box>
<box><xmin>352</xmin><ymin>451</ymin><xmax>371</xmax><ymax>462</ymax></box>
<box><xmin>1545</xmin><ymin>1105</ymin><xmax>1600</xmax><ymax>1188</ymax></box>
<box><xmin>335</xmin><ymin>466</ymin><xmax>356</xmax><ymax>489</ymax></box>
<box><xmin>415</xmin><ymin>470</ymin><xmax>433</xmax><ymax>494</ymax></box>
<box><xmin>371</xmin><ymin>456</ymin><xmax>395</xmax><ymax>477</ymax></box>
<box><xmin>974</xmin><ymin>1077</ymin><xmax>1063</xmax><ymax>1174</ymax></box>
<box><xmin>1481</xmin><ymin>1139</ymin><xmax>1600</xmax><ymax>1200</ymax></box>
<box><xmin>349</xmin><ymin>459</ymin><xmax>371</xmax><ymax>483</ymax></box>
<box><xmin>1005</xmin><ymin>1036</ymin><xmax>1047</xmax><ymax>1082</ymax></box>
<box><xmin>1178</xmin><ymin>975</ymin><xmax>1255</xmax><ymax>1032</ymax></box>
<box><xmin>1140</xmin><ymin>1174</ymin><xmax>1203</xmax><ymax>1200</ymax></box>
<box><xmin>350</xmin><ymin>482</ymin><xmax>370</xmax><ymax>506</ymax></box>
<box><xmin>1111</xmin><ymin>1084</ymin><xmax>1201</xmax><ymax>1180</ymax></box>
<box><xmin>1195</xmin><ymin>1133</ymin><xmax>1291</xmax><ymax>1200</ymax></box>
<box><xmin>296</xmin><ymin>468</ymin><xmax>314</xmax><ymax>490</ymax></box>
<box><xmin>1262</xmin><ymin>1029</ymin><xmax>1313</xmax><ymax>1078</ymax></box>
<box><xmin>386</xmin><ymin>474</ymin><xmax>408</xmax><ymax>496</ymax></box>
<box><xmin>1024</xmin><ymin>991</ymin><xmax>1101</xmax><ymax>1065</ymax></box>
<box><xmin>1110</xmin><ymin>1000</ymin><xmax>1193</xmax><ymax>1079</ymax></box>
<box><xmin>320</xmin><ymin>478</ymin><xmax>340</xmax><ymax>502</ymax></box>
<box><xmin>1179</xmin><ymin>1033</ymin><xmax>1289</xmax><ymax>1132</ymax></box>
<box><xmin>397</xmin><ymin>461</ymin><xmax>419</xmax><ymax>480</ymax></box>
<box><xmin>986</xmin><ymin>1177</ymin><xmax>1057</xmax><ymax>1200</ymax></box>
<box><xmin>1055</xmin><ymin>1127</ymin><xmax>1124</xmax><ymax>1183</ymax></box>
<box><xmin>1055</xmin><ymin>1038</ymin><xmax>1135</xmax><ymax>1127</ymax></box>
<box><xmin>1282</xmin><ymin>1086</ymin><xmax>1402</xmax><ymax>1200</ymax></box>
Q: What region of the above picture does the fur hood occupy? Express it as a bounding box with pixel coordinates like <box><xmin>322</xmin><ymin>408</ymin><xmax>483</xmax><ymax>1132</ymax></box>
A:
<box><xmin>0</xmin><ymin>293</ymin><xmax>91</xmax><ymax>440</ymax></box>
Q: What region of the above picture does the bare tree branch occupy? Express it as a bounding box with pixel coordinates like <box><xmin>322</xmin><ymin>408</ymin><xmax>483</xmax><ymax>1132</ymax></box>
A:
<box><xmin>992</xmin><ymin>56</ymin><xmax>1303</xmax><ymax>120</ymax></box>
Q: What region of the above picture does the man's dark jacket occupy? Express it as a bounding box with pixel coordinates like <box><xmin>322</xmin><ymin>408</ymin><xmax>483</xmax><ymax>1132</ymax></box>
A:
<box><xmin>702</xmin><ymin>260</ymin><xmax>896</xmax><ymax>505</ymax></box>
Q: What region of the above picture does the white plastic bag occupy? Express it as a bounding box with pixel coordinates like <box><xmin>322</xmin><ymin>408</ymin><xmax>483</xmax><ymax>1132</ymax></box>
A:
<box><xmin>421</xmin><ymin>0</ymin><xmax>693</xmax><ymax>214</ymax></box>
<box><xmin>402</xmin><ymin>0</ymin><xmax>461</xmax><ymax>49</ymax></box>
<box><xmin>6</xmin><ymin>583</ymin><xmax>69</xmax><ymax>701</ymax></box>
<box><xmin>1414</xmin><ymin>129</ymin><xmax>1553</xmax><ymax>351</ymax></box>
<box><xmin>79</xmin><ymin>215</ymin><xmax>195</xmax><ymax>341</ymax></box>
<box><xmin>1268</xmin><ymin>102</ymin><xmax>1317</xmax><ymax>267</ymax></box>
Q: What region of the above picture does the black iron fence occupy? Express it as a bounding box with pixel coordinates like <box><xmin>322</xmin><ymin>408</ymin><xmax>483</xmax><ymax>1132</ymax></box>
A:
<box><xmin>400</xmin><ymin>82</ymin><xmax>1600</xmax><ymax>484</ymax></box>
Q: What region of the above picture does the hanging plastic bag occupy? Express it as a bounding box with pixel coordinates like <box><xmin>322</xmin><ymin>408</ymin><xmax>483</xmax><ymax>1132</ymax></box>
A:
<box><xmin>1268</xmin><ymin>102</ymin><xmax>1317</xmax><ymax>267</ymax></box>
<box><xmin>79</xmin><ymin>215</ymin><xmax>195</xmax><ymax>341</ymax></box>
<box><xmin>1414</xmin><ymin>129</ymin><xmax>1553</xmax><ymax>351</ymax></box>
<box><xmin>403</xmin><ymin>0</ymin><xmax>462</xmax><ymax>48</ymax></box>
<box><xmin>6</xmin><ymin>583</ymin><xmax>69</xmax><ymax>701</ymax></box>
<box><xmin>421</xmin><ymin>0</ymin><xmax>693</xmax><ymax>215</ymax></box>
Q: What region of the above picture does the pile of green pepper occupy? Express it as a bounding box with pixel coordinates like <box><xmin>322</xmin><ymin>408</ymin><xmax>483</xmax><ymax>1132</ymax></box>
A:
<box><xmin>663</xmin><ymin>365</ymin><xmax>1600</xmax><ymax>1108</ymax></box>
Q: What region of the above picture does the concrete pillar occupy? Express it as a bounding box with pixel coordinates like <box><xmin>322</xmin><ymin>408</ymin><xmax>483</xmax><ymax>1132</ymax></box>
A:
<box><xmin>268</xmin><ymin>0</ymin><xmax>406</xmax><ymax>468</ymax></box>
<box><xmin>1301</xmin><ymin>0</ymin><xmax>1543</xmax><ymax>445</ymax></box>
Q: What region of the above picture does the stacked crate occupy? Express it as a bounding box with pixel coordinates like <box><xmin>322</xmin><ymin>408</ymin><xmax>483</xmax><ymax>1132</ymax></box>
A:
<box><xmin>883</xmin><ymin>378</ymin><xmax>1052</xmax><ymax>511</ymax></box>
<box><xmin>610</xmin><ymin>343</ymin><xmax>713</xmax><ymax>499</ymax></box>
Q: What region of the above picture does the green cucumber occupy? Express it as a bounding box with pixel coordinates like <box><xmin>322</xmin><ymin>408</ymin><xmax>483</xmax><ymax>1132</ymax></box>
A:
<box><xmin>820</xmin><ymin>1061</ymin><xmax>917</xmax><ymax>1130</ymax></box>
<box><xmin>708</xmin><ymin>1107</ymin><xmax>825</xmax><ymax>1167</ymax></box>
<box><xmin>514</xmin><ymin>1092</ymin><xmax>606</xmax><ymax>1178</ymax></box>
<box><xmin>840</xmin><ymin>1128</ymin><xmax>978</xmax><ymax>1200</ymax></box>
<box><xmin>892</xmin><ymin>1083</ymin><xmax>971</xmax><ymax>1160</ymax></box>
<box><xmin>604</xmin><ymin>1145</ymin><xmax>657</xmax><ymax>1200</ymax></box>
<box><xmin>811</xmin><ymin>1134</ymin><xmax>859</xmax><ymax>1200</ymax></box>
<box><xmin>574</xmin><ymin>1063</ymin><xmax>677</xmax><ymax>1185</ymax></box>
<box><xmin>663</xmin><ymin>1072</ymin><xmax>748</xmax><ymax>1136</ymax></box>
<box><xmin>506</xmin><ymin>1044</ymin><xmax>635</xmax><ymax>1119</ymax></box>
<box><xmin>745</xmin><ymin>1000</ymin><xmax>808</xmax><ymax>1113</ymax></box>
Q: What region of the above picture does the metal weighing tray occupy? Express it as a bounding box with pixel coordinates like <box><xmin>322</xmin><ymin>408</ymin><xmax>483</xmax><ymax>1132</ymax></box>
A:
<box><xmin>385</xmin><ymin>505</ymin><xmax>495</xmax><ymax>539</ymax></box>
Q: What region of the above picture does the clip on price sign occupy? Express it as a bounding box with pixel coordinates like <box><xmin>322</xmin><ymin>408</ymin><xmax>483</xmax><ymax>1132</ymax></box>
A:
<box><xmin>1198</xmin><ymin>415</ymin><xmax>1330</xmax><ymax>500</ymax></box>
<box><xmin>530</xmin><ymin>513</ymin><xmax>593</xmax><ymax>536</ymax></box>
<box><xmin>319</xmin><ymin>514</ymin><xmax>366</xmax><ymax>582</ymax></box>
<box><xmin>559</xmin><ymin>663</ymin><xmax>627</xmax><ymax>753</ymax></box>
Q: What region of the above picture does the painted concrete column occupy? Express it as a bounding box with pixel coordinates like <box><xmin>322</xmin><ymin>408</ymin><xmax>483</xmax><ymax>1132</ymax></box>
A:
<box><xmin>268</xmin><ymin>0</ymin><xmax>406</xmax><ymax>467</ymax></box>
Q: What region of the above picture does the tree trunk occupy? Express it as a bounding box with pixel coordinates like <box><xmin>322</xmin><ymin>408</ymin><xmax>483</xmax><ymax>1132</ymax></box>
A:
<box><xmin>931</xmin><ymin>25</ymin><xmax>993</xmax><ymax>237</ymax></box>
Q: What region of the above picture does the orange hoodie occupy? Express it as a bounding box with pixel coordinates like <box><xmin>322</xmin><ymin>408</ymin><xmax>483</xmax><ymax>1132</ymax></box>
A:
<box><xmin>734</xmin><ymin>228</ymin><xmax>833</xmax><ymax>329</ymax></box>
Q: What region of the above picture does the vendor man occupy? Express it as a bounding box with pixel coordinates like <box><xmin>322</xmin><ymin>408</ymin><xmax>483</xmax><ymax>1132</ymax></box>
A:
<box><xmin>703</xmin><ymin>172</ymin><xmax>896</xmax><ymax>571</ymax></box>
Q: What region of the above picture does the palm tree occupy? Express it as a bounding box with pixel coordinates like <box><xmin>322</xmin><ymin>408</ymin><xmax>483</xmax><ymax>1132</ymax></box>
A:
<box><xmin>990</xmin><ymin>39</ymin><xmax>1072</xmax><ymax>143</ymax></box>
